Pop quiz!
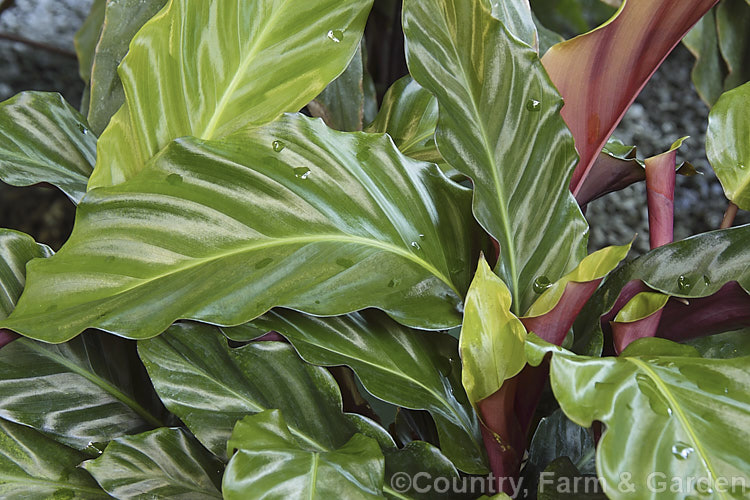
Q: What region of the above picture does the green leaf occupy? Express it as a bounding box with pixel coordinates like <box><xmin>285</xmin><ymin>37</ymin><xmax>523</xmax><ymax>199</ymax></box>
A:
<box><xmin>365</xmin><ymin>76</ymin><xmax>441</xmax><ymax>164</ymax></box>
<box><xmin>0</xmin><ymin>92</ymin><xmax>96</xmax><ymax>203</ymax></box>
<box><xmin>0</xmin><ymin>229</ymin><xmax>52</xmax><ymax>319</ymax></box>
<box><xmin>487</xmin><ymin>0</ymin><xmax>538</xmax><ymax>49</ymax></box>
<box><xmin>73</xmin><ymin>0</ymin><xmax>105</xmax><ymax>86</ymax></box>
<box><xmin>0</xmin><ymin>332</ymin><xmax>165</xmax><ymax>450</ymax></box>
<box><xmin>683</xmin><ymin>9</ymin><xmax>727</xmax><ymax>107</ymax></box>
<box><xmin>223</xmin><ymin>410</ymin><xmax>384</xmax><ymax>500</ymax></box>
<box><xmin>575</xmin><ymin>226</ymin><xmax>750</xmax><ymax>353</ymax></box>
<box><xmin>0</xmin><ymin>418</ymin><xmax>107</xmax><ymax>499</ymax></box>
<box><xmin>716</xmin><ymin>0</ymin><xmax>750</xmax><ymax>90</ymax></box>
<box><xmin>686</xmin><ymin>329</ymin><xmax>750</xmax><ymax>359</ymax></box>
<box><xmin>403</xmin><ymin>0</ymin><xmax>588</xmax><ymax>314</ymax></box>
<box><xmin>86</xmin><ymin>0</ymin><xmax>168</xmax><ymax>136</ymax></box>
<box><xmin>537</xmin><ymin>457</ymin><xmax>607</xmax><ymax>500</ymax></box>
<box><xmin>460</xmin><ymin>255</ymin><xmax>527</xmax><ymax>405</ymax></box>
<box><xmin>228</xmin><ymin>309</ymin><xmax>486</xmax><ymax>474</ymax></box>
<box><xmin>525</xmin><ymin>243</ymin><xmax>631</xmax><ymax>318</ymax></box>
<box><xmin>613</xmin><ymin>292</ymin><xmax>670</xmax><ymax>323</ymax></box>
<box><xmin>3</xmin><ymin>114</ymin><xmax>480</xmax><ymax>341</ymax></box>
<box><xmin>707</xmin><ymin>81</ymin><xmax>750</xmax><ymax>210</ymax></box>
<box><xmin>82</xmin><ymin>427</ymin><xmax>223</xmax><ymax>499</ymax></box>
<box><xmin>527</xmin><ymin>335</ymin><xmax>750</xmax><ymax>499</ymax></box>
<box><xmin>138</xmin><ymin>322</ymin><xmax>369</xmax><ymax>460</ymax></box>
<box><xmin>308</xmin><ymin>41</ymin><xmax>368</xmax><ymax>132</ymax></box>
<box><xmin>383</xmin><ymin>441</ymin><xmax>461</xmax><ymax>499</ymax></box>
<box><xmin>89</xmin><ymin>0</ymin><xmax>373</xmax><ymax>188</ymax></box>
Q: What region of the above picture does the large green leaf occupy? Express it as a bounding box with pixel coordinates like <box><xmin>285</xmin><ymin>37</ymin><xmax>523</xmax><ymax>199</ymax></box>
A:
<box><xmin>0</xmin><ymin>229</ymin><xmax>52</xmax><ymax>319</ymax></box>
<box><xmin>3</xmin><ymin>114</ymin><xmax>480</xmax><ymax>341</ymax></box>
<box><xmin>365</xmin><ymin>76</ymin><xmax>441</xmax><ymax>164</ymax></box>
<box><xmin>89</xmin><ymin>0</ymin><xmax>373</xmax><ymax>188</ymax></box>
<box><xmin>82</xmin><ymin>427</ymin><xmax>223</xmax><ymax>499</ymax></box>
<box><xmin>226</xmin><ymin>309</ymin><xmax>486</xmax><ymax>474</ymax></box>
<box><xmin>707</xmin><ymin>82</ymin><xmax>750</xmax><ymax>210</ymax></box>
<box><xmin>86</xmin><ymin>0</ymin><xmax>168</xmax><ymax>135</ymax></box>
<box><xmin>138</xmin><ymin>322</ymin><xmax>373</xmax><ymax>460</ymax></box>
<box><xmin>0</xmin><ymin>92</ymin><xmax>96</xmax><ymax>203</ymax></box>
<box><xmin>460</xmin><ymin>255</ymin><xmax>527</xmax><ymax>406</ymax></box>
<box><xmin>0</xmin><ymin>332</ymin><xmax>165</xmax><ymax>450</ymax></box>
<box><xmin>527</xmin><ymin>335</ymin><xmax>750</xmax><ymax>499</ymax></box>
<box><xmin>73</xmin><ymin>0</ymin><xmax>105</xmax><ymax>86</ymax></box>
<box><xmin>0</xmin><ymin>418</ymin><xmax>107</xmax><ymax>499</ymax></box>
<box><xmin>715</xmin><ymin>0</ymin><xmax>750</xmax><ymax>90</ymax></box>
<box><xmin>403</xmin><ymin>0</ymin><xmax>588</xmax><ymax>314</ymax></box>
<box><xmin>383</xmin><ymin>441</ymin><xmax>461</xmax><ymax>499</ymax></box>
<box><xmin>574</xmin><ymin>225</ymin><xmax>750</xmax><ymax>353</ymax></box>
<box><xmin>683</xmin><ymin>8</ymin><xmax>727</xmax><ymax>106</ymax></box>
<box><xmin>224</xmin><ymin>410</ymin><xmax>384</xmax><ymax>500</ymax></box>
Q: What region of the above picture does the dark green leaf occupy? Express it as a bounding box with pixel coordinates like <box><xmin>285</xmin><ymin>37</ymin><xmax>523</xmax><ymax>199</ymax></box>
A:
<box><xmin>0</xmin><ymin>332</ymin><xmax>165</xmax><ymax>450</ymax></box>
<box><xmin>224</xmin><ymin>410</ymin><xmax>384</xmax><ymax>499</ymax></box>
<box><xmin>0</xmin><ymin>92</ymin><xmax>96</xmax><ymax>203</ymax></box>
<box><xmin>537</xmin><ymin>457</ymin><xmax>607</xmax><ymax>500</ymax></box>
<box><xmin>0</xmin><ymin>229</ymin><xmax>52</xmax><ymax>318</ymax></box>
<box><xmin>0</xmin><ymin>418</ymin><xmax>107</xmax><ymax>499</ymax></box>
<box><xmin>73</xmin><ymin>0</ymin><xmax>105</xmax><ymax>86</ymax></box>
<box><xmin>138</xmin><ymin>322</ymin><xmax>371</xmax><ymax>460</ymax></box>
<box><xmin>86</xmin><ymin>0</ymin><xmax>168</xmax><ymax>135</ymax></box>
<box><xmin>3</xmin><ymin>114</ymin><xmax>481</xmax><ymax>341</ymax></box>
<box><xmin>89</xmin><ymin>0</ymin><xmax>374</xmax><ymax>187</ymax></box>
<box><xmin>229</xmin><ymin>309</ymin><xmax>486</xmax><ymax>474</ymax></box>
<box><xmin>82</xmin><ymin>427</ymin><xmax>222</xmax><ymax>499</ymax></box>
<box><xmin>383</xmin><ymin>441</ymin><xmax>462</xmax><ymax>500</ymax></box>
<box><xmin>404</xmin><ymin>0</ymin><xmax>588</xmax><ymax>314</ymax></box>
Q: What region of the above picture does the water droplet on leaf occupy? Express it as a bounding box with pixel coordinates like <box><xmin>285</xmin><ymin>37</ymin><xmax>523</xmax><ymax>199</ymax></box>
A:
<box><xmin>336</xmin><ymin>258</ymin><xmax>354</xmax><ymax>268</ymax></box>
<box><xmin>166</xmin><ymin>173</ymin><xmax>183</xmax><ymax>185</ymax></box>
<box><xmin>738</xmin><ymin>163</ymin><xmax>747</xmax><ymax>170</ymax></box>
<box><xmin>293</xmin><ymin>167</ymin><xmax>311</xmax><ymax>179</ymax></box>
<box><xmin>327</xmin><ymin>29</ymin><xmax>344</xmax><ymax>43</ymax></box>
<box><xmin>255</xmin><ymin>257</ymin><xmax>273</xmax><ymax>269</ymax></box>
<box><xmin>671</xmin><ymin>442</ymin><xmax>695</xmax><ymax>460</ymax></box>
<box><xmin>703</xmin><ymin>275</ymin><xmax>711</xmax><ymax>286</ymax></box>
<box><xmin>533</xmin><ymin>275</ymin><xmax>552</xmax><ymax>294</ymax></box>
<box><xmin>77</xmin><ymin>123</ymin><xmax>88</xmax><ymax>134</ymax></box>
<box><xmin>272</xmin><ymin>140</ymin><xmax>285</xmax><ymax>152</ymax></box>
<box><xmin>411</xmin><ymin>241</ymin><xmax>421</xmax><ymax>250</ymax></box>
<box><xmin>526</xmin><ymin>99</ymin><xmax>541</xmax><ymax>112</ymax></box>
<box><xmin>677</xmin><ymin>275</ymin><xmax>691</xmax><ymax>292</ymax></box>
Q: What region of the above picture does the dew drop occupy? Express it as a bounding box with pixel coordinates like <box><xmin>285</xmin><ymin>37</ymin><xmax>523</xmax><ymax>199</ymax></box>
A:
<box><xmin>336</xmin><ymin>257</ymin><xmax>354</xmax><ymax>268</ymax></box>
<box><xmin>703</xmin><ymin>275</ymin><xmax>711</xmax><ymax>286</ymax></box>
<box><xmin>327</xmin><ymin>29</ymin><xmax>344</xmax><ymax>43</ymax></box>
<box><xmin>410</xmin><ymin>241</ymin><xmax>421</xmax><ymax>250</ymax></box>
<box><xmin>272</xmin><ymin>140</ymin><xmax>285</xmax><ymax>153</ymax></box>
<box><xmin>418</xmin><ymin>233</ymin><xmax>425</xmax><ymax>239</ymax></box>
<box><xmin>738</xmin><ymin>162</ymin><xmax>747</xmax><ymax>170</ymax></box>
<box><xmin>677</xmin><ymin>275</ymin><xmax>692</xmax><ymax>292</ymax></box>
<box><xmin>293</xmin><ymin>167</ymin><xmax>311</xmax><ymax>179</ymax></box>
<box><xmin>77</xmin><ymin>123</ymin><xmax>88</xmax><ymax>134</ymax></box>
<box><xmin>315</xmin><ymin>300</ymin><xmax>321</xmax><ymax>304</ymax></box>
<box><xmin>533</xmin><ymin>275</ymin><xmax>552</xmax><ymax>294</ymax></box>
<box><xmin>255</xmin><ymin>257</ymin><xmax>273</xmax><ymax>269</ymax></box>
<box><xmin>671</xmin><ymin>442</ymin><xmax>695</xmax><ymax>460</ymax></box>
<box><xmin>526</xmin><ymin>98</ymin><xmax>541</xmax><ymax>112</ymax></box>
<box><xmin>166</xmin><ymin>173</ymin><xmax>183</xmax><ymax>185</ymax></box>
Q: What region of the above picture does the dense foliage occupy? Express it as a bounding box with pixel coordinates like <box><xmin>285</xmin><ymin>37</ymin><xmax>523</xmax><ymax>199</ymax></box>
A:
<box><xmin>0</xmin><ymin>0</ymin><xmax>748</xmax><ymax>498</ymax></box>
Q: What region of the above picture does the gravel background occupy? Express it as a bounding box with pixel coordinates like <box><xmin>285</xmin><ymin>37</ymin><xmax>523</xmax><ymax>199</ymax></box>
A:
<box><xmin>0</xmin><ymin>0</ymin><xmax>745</xmax><ymax>252</ymax></box>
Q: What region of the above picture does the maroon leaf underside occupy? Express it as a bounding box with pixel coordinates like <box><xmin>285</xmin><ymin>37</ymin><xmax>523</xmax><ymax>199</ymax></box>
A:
<box><xmin>0</xmin><ymin>328</ymin><xmax>18</xmax><ymax>350</ymax></box>
<box><xmin>541</xmin><ymin>0</ymin><xmax>720</xmax><ymax>198</ymax></box>
<box><xmin>575</xmin><ymin>151</ymin><xmax>646</xmax><ymax>206</ymax></box>
<box><xmin>645</xmin><ymin>149</ymin><xmax>677</xmax><ymax>249</ymax></box>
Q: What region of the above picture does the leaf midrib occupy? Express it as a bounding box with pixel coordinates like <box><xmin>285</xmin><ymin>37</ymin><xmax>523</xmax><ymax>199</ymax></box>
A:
<box><xmin>20</xmin><ymin>339</ymin><xmax>164</xmax><ymax>428</ymax></box>
<box><xmin>86</xmin><ymin>233</ymin><xmax>459</xmax><ymax>300</ymax></box>
<box><xmin>628</xmin><ymin>358</ymin><xmax>730</xmax><ymax>500</ymax></box>
<box><xmin>199</xmin><ymin>0</ymin><xmax>293</xmax><ymax>139</ymax></box>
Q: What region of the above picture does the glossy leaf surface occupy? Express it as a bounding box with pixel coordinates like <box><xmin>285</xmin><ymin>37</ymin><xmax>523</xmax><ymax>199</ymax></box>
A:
<box><xmin>138</xmin><ymin>322</ymin><xmax>368</xmax><ymax>460</ymax></box>
<box><xmin>0</xmin><ymin>332</ymin><xmax>165</xmax><ymax>450</ymax></box>
<box><xmin>0</xmin><ymin>92</ymin><xmax>96</xmax><ymax>203</ymax></box>
<box><xmin>542</xmin><ymin>0</ymin><xmax>719</xmax><ymax>195</ymax></box>
<box><xmin>0</xmin><ymin>230</ymin><xmax>52</xmax><ymax>319</ymax></box>
<box><xmin>0</xmin><ymin>418</ymin><xmax>107</xmax><ymax>499</ymax></box>
<box><xmin>223</xmin><ymin>410</ymin><xmax>384</xmax><ymax>500</ymax></box>
<box><xmin>86</xmin><ymin>0</ymin><xmax>168</xmax><ymax>135</ymax></box>
<box><xmin>73</xmin><ymin>0</ymin><xmax>105</xmax><ymax>86</ymax></box>
<box><xmin>460</xmin><ymin>256</ymin><xmax>527</xmax><ymax>405</ymax></box>
<box><xmin>230</xmin><ymin>309</ymin><xmax>486</xmax><ymax>474</ymax></box>
<box><xmin>404</xmin><ymin>0</ymin><xmax>588</xmax><ymax>313</ymax></box>
<box><xmin>527</xmin><ymin>335</ymin><xmax>750</xmax><ymax>499</ymax></box>
<box><xmin>82</xmin><ymin>427</ymin><xmax>223</xmax><ymax>499</ymax></box>
<box><xmin>365</xmin><ymin>76</ymin><xmax>441</xmax><ymax>164</ymax></box>
<box><xmin>89</xmin><ymin>0</ymin><xmax>373</xmax><ymax>188</ymax></box>
<box><xmin>383</xmin><ymin>441</ymin><xmax>460</xmax><ymax>499</ymax></box>
<box><xmin>707</xmin><ymin>82</ymin><xmax>750</xmax><ymax>210</ymax></box>
<box><xmin>3</xmin><ymin>115</ymin><xmax>481</xmax><ymax>341</ymax></box>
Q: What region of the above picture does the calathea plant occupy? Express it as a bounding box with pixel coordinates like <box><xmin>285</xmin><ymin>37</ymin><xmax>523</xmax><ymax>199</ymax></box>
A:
<box><xmin>0</xmin><ymin>0</ymin><xmax>748</xmax><ymax>498</ymax></box>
